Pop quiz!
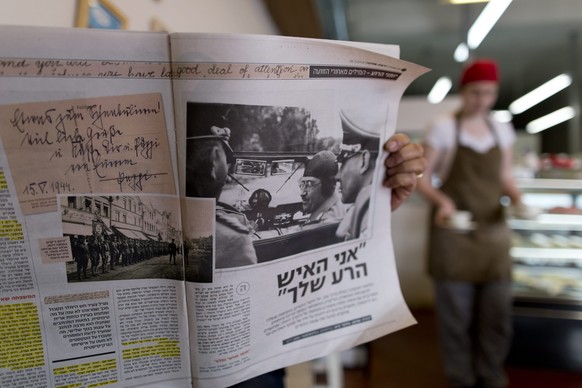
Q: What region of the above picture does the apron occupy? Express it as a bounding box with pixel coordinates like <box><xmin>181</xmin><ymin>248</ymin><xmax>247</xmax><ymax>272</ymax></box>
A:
<box><xmin>428</xmin><ymin>115</ymin><xmax>512</xmax><ymax>283</ymax></box>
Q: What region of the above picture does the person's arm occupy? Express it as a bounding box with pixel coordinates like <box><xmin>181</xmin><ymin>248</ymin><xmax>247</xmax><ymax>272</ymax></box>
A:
<box><xmin>382</xmin><ymin>133</ymin><xmax>426</xmax><ymax>211</ymax></box>
<box><xmin>415</xmin><ymin>145</ymin><xmax>456</xmax><ymax>225</ymax></box>
<box><xmin>500</xmin><ymin>145</ymin><xmax>523</xmax><ymax>205</ymax></box>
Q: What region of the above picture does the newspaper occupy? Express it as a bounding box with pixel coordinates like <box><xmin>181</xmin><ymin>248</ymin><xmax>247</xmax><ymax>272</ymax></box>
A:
<box><xmin>0</xmin><ymin>26</ymin><xmax>428</xmax><ymax>387</ymax></box>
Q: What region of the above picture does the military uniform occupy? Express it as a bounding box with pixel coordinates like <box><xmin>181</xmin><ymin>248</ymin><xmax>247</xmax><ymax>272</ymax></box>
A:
<box><xmin>215</xmin><ymin>202</ymin><xmax>258</xmax><ymax>269</ymax></box>
<box><xmin>335</xmin><ymin>185</ymin><xmax>371</xmax><ymax>240</ymax></box>
<box><xmin>168</xmin><ymin>240</ymin><xmax>177</xmax><ymax>264</ymax></box>
<box><xmin>306</xmin><ymin>192</ymin><xmax>345</xmax><ymax>224</ymax></box>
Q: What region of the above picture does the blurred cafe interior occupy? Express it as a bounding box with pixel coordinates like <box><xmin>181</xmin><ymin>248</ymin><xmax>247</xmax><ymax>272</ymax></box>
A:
<box><xmin>2</xmin><ymin>0</ymin><xmax>582</xmax><ymax>386</ymax></box>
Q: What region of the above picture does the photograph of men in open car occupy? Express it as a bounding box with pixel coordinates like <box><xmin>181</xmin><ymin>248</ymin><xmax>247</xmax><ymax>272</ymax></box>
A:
<box><xmin>185</xmin><ymin>102</ymin><xmax>380</xmax><ymax>268</ymax></box>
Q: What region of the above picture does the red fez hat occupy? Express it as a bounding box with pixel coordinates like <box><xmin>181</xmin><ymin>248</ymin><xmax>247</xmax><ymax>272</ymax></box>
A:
<box><xmin>460</xmin><ymin>59</ymin><xmax>499</xmax><ymax>86</ymax></box>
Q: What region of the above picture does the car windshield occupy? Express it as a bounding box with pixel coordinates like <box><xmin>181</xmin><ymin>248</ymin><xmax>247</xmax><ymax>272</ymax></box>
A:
<box><xmin>222</xmin><ymin>155</ymin><xmax>305</xmax><ymax>209</ymax></box>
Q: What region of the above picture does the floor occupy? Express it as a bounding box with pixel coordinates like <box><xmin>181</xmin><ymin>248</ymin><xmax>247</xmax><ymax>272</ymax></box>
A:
<box><xmin>287</xmin><ymin>309</ymin><xmax>582</xmax><ymax>388</ymax></box>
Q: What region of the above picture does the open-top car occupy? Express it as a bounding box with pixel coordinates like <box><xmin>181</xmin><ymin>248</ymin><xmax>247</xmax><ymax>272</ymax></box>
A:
<box><xmin>221</xmin><ymin>151</ymin><xmax>344</xmax><ymax>263</ymax></box>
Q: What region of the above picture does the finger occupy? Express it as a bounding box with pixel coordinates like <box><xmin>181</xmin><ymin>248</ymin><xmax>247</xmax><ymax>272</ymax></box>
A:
<box><xmin>385</xmin><ymin>157</ymin><xmax>427</xmax><ymax>177</ymax></box>
<box><xmin>435</xmin><ymin>213</ymin><xmax>447</xmax><ymax>226</ymax></box>
<box><xmin>383</xmin><ymin>133</ymin><xmax>410</xmax><ymax>153</ymax></box>
<box><xmin>383</xmin><ymin>171</ymin><xmax>418</xmax><ymax>189</ymax></box>
<box><xmin>391</xmin><ymin>186</ymin><xmax>414</xmax><ymax>211</ymax></box>
<box><xmin>385</xmin><ymin>142</ymin><xmax>424</xmax><ymax>168</ymax></box>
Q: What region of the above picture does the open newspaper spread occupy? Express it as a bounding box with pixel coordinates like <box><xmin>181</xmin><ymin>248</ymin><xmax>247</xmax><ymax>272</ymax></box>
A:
<box><xmin>0</xmin><ymin>26</ymin><xmax>428</xmax><ymax>387</ymax></box>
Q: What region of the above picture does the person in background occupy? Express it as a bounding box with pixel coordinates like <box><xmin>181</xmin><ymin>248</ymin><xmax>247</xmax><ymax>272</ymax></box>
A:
<box><xmin>416</xmin><ymin>59</ymin><xmax>523</xmax><ymax>388</ymax></box>
<box><xmin>230</xmin><ymin>133</ymin><xmax>426</xmax><ymax>388</ymax></box>
<box><xmin>298</xmin><ymin>150</ymin><xmax>346</xmax><ymax>225</ymax></box>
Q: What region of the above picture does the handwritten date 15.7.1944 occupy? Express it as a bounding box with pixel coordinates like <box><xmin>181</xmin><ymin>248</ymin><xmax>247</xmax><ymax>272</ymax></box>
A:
<box><xmin>22</xmin><ymin>180</ymin><xmax>74</xmax><ymax>197</ymax></box>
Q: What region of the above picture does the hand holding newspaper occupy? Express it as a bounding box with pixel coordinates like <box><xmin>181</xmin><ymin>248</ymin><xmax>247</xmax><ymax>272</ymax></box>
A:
<box><xmin>0</xmin><ymin>26</ymin><xmax>428</xmax><ymax>387</ymax></box>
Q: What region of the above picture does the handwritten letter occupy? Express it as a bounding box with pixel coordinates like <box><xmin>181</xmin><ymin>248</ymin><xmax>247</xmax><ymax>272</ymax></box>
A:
<box><xmin>0</xmin><ymin>93</ymin><xmax>175</xmax><ymax>214</ymax></box>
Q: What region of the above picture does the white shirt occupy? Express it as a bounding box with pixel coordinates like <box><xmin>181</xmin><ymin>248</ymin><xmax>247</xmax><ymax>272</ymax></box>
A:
<box><xmin>423</xmin><ymin>112</ymin><xmax>516</xmax><ymax>183</ymax></box>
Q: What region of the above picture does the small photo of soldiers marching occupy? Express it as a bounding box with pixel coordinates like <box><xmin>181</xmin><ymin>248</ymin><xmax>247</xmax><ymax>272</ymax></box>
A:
<box><xmin>62</xmin><ymin>194</ymin><xmax>212</xmax><ymax>283</ymax></box>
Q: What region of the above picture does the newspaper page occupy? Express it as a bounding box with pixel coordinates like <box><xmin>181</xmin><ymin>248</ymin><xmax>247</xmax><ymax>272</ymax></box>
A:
<box><xmin>0</xmin><ymin>26</ymin><xmax>193</xmax><ymax>387</ymax></box>
<box><xmin>171</xmin><ymin>33</ymin><xmax>429</xmax><ymax>387</ymax></box>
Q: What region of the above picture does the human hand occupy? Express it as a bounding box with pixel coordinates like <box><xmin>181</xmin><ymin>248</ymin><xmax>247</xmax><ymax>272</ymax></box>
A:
<box><xmin>383</xmin><ymin>133</ymin><xmax>426</xmax><ymax>211</ymax></box>
<box><xmin>434</xmin><ymin>198</ymin><xmax>456</xmax><ymax>226</ymax></box>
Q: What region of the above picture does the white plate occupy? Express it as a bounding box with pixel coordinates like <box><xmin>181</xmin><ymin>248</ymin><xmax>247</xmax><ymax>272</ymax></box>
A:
<box><xmin>442</xmin><ymin>221</ymin><xmax>477</xmax><ymax>232</ymax></box>
<box><xmin>508</xmin><ymin>205</ymin><xmax>543</xmax><ymax>220</ymax></box>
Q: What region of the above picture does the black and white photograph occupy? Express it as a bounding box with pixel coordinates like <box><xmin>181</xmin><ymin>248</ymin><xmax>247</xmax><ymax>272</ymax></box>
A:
<box><xmin>62</xmin><ymin>194</ymin><xmax>183</xmax><ymax>282</ymax></box>
<box><xmin>185</xmin><ymin>102</ymin><xmax>381</xmax><ymax>267</ymax></box>
<box><xmin>181</xmin><ymin>198</ymin><xmax>214</xmax><ymax>283</ymax></box>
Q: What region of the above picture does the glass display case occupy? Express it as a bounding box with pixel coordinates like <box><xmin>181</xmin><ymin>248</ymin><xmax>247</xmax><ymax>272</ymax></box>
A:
<box><xmin>507</xmin><ymin>178</ymin><xmax>582</xmax><ymax>371</ymax></box>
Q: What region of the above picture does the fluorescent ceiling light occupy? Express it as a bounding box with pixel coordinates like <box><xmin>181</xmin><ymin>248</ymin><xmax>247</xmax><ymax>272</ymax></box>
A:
<box><xmin>509</xmin><ymin>74</ymin><xmax>572</xmax><ymax>114</ymax></box>
<box><xmin>427</xmin><ymin>77</ymin><xmax>452</xmax><ymax>104</ymax></box>
<box><xmin>447</xmin><ymin>0</ymin><xmax>489</xmax><ymax>4</ymax></box>
<box><xmin>492</xmin><ymin>110</ymin><xmax>512</xmax><ymax>123</ymax></box>
<box><xmin>454</xmin><ymin>43</ymin><xmax>469</xmax><ymax>62</ymax></box>
<box><xmin>467</xmin><ymin>0</ymin><xmax>512</xmax><ymax>49</ymax></box>
<box><xmin>526</xmin><ymin>106</ymin><xmax>575</xmax><ymax>134</ymax></box>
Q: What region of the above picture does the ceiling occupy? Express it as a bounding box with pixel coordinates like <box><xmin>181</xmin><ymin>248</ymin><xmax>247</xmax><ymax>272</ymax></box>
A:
<box><xmin>342</xmin><ymin>1</ymin><xmax>581</xmax><ymax>98</ymax></box>
<box><xmin>312</xmin><ymin>0</ymin><xmax>582</xmax><ymax>151</ymax></box>
<box><xmin>336</xmin><ymin>0</ymin><xmax>582</xmax><ymax>152</ymax></box>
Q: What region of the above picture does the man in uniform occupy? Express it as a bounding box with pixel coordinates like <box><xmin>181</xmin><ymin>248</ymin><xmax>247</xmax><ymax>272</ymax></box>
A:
<box><xmin>185</xmin><ymin>125</ymin><xmax>258</xmax><ymax>269</ymax></box>
<box><xmin>168</xmin><ymin>238</ymin><xmax>177</xmax><ymax>264</ymax></box>
<box><xmin>71</xmin><ymin>235</ymin><xmax>89</xmax><ymax>281</ymax></box>
<box><xmin>335</xmin><ymin>111</ymin><xmax>381</xmax><ymax>240</ymax></box>
<box><xmin>298</xmin><ymin>150</ymin><xmax>345</xmax><ymax>225</ymax></box>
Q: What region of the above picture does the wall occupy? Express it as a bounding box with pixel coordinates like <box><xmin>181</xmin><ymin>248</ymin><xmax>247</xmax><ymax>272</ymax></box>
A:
<box><xmin>0</xmin><ymin>0</ymin><xmax>278</xmax><ymax>34</ymax></box>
